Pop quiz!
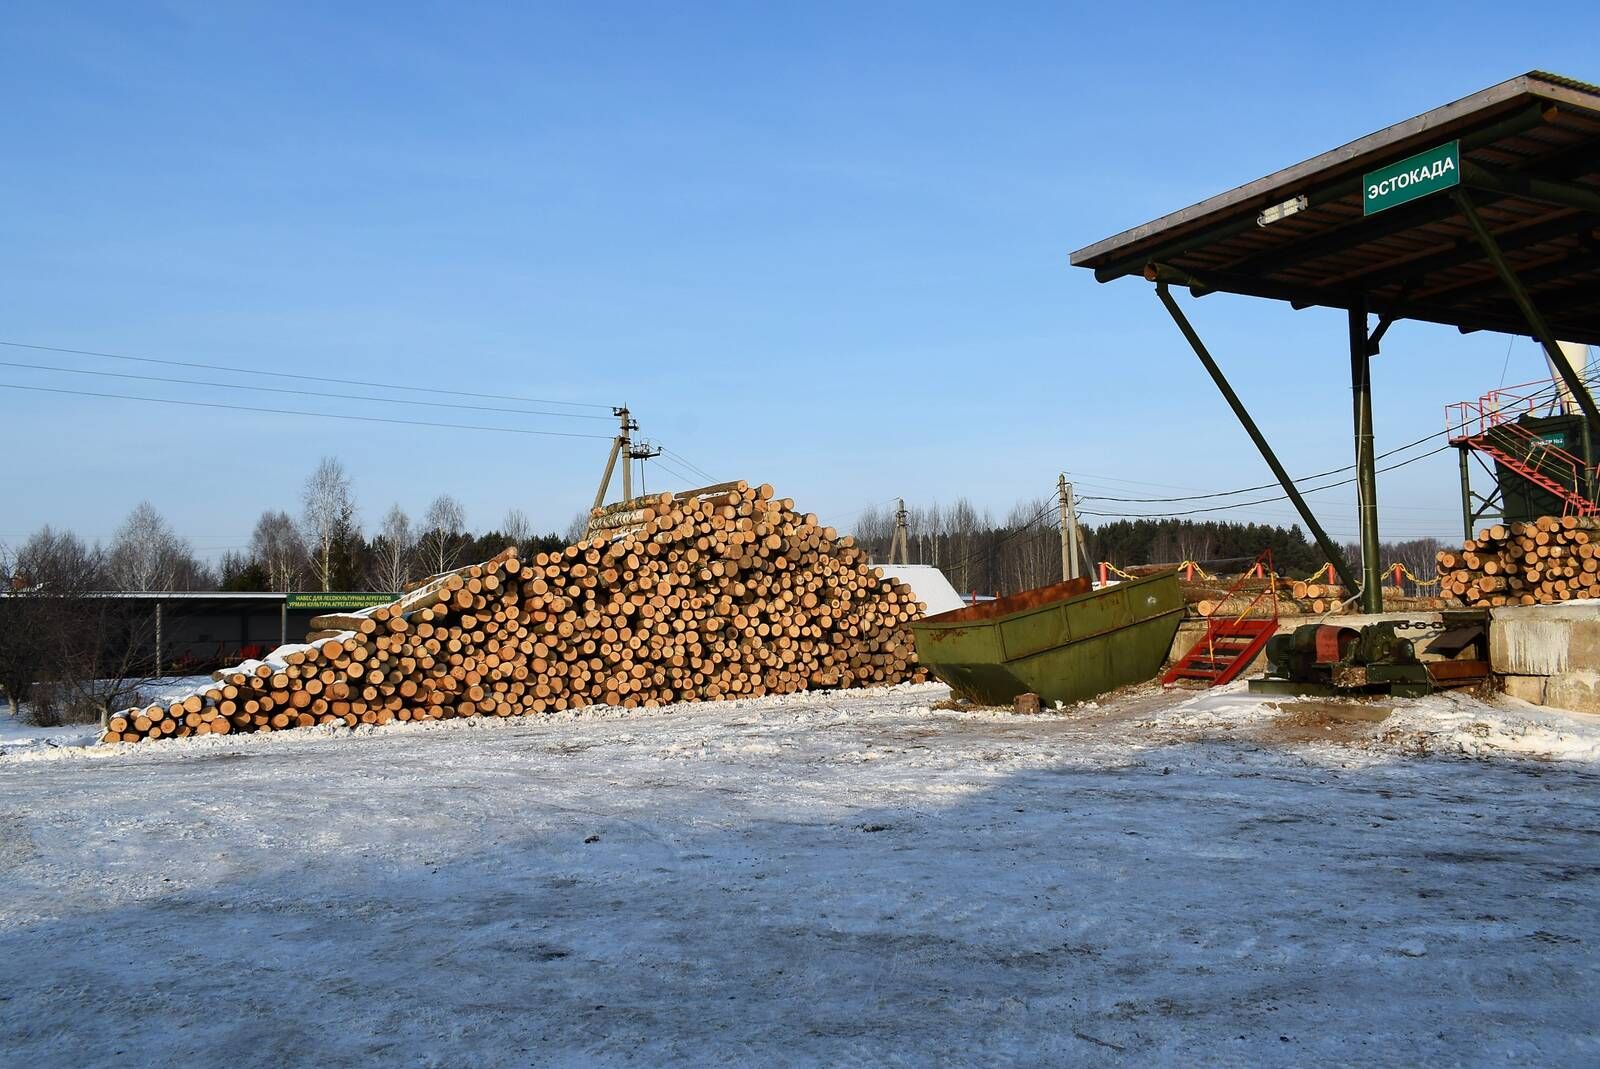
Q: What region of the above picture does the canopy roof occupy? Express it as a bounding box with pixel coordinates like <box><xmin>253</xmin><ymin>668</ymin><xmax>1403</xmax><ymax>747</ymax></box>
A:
<box><xmin>1070</xmin><ymin>72</ymin><xmax>1600</xmax><ymax>345</ymax></box>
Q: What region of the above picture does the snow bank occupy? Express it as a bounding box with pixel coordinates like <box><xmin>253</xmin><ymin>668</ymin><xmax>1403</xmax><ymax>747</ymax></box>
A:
<box><xmin>1376</xmin><ymin>690</ymin><xmax>1600</xmax><ymax>762</ymax></box>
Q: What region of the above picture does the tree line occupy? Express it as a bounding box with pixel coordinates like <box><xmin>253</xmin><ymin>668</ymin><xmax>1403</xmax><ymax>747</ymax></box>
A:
<box><xmin>0</xmin><ymin>480</ymin><xmax>1449</xmax><ymax>724</ymax></box>
<box><xmin>0</xmin><ymin>456</ymin><xmax>582</xmax><ymax>723</ymax></box>
<box><xmin>851</xmin><ymin>498</ymin><xmax>1445</xmax><ymax>597</ymax></box>
<box><xmin>2</xmin><ymin>456</ymin><xmax>583</xmax><ymax>598</ymax></box>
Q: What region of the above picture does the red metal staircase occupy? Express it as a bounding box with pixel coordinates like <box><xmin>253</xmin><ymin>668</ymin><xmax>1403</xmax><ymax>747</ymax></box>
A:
<box><xmin>1161</xmin><ymin>550</ymin><xmax>1280</xmax><ymax>687</ymax></box>
<box><xmin>1446</xmin><ymin>378</ymin><xmax>1600</xmax><ymax>517</ymax></box>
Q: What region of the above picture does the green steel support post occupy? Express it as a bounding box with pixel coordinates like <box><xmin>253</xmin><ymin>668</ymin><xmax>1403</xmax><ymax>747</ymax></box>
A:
<box><xmin>1458</xmin><ymin>445</ymin><xmax>1474</xmax><ymax>542</ymax></box>
<box><xmin>1153</xmin><ymin>282</ymin><xmax>1360</xmax><ymax>593</ymax></box>
<box><xmin>1453</xmin><ymin>189</ymin><xmax>1600</xmax><ymax>502</ymax></box>
<box><xmin>1349</xmin><ymin>300</ymin><xmax>1382</xmax><ymax>613</ymax></box>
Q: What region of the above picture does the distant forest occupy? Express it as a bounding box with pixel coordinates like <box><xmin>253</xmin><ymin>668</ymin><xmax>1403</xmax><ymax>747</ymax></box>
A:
<box><xmin>850</xmin><ymin>498</ymin><xmax>1444</xmax><ymax>597</ymax></box>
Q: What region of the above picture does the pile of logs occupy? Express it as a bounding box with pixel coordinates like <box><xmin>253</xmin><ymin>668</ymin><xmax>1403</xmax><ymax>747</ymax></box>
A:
<box><xmin>102</xmin><ymin>482</ymin><xmax>927</xmax><ymax>745</ymax></box>
<box><xmin>1438</xmin><ymin>516</ymin><xmax>1600</xmax><ymax>606</ymax></box>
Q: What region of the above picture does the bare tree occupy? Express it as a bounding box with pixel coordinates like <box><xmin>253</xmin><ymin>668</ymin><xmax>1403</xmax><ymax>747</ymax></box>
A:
<box><xmin>563</xmin><ymin>511</ymin><xmax>589</xmax><ymax>546</ymax></box>
<box><xmin>106</xmin><ymin>502</ymin><xmax>192</xmax><ymax>592</ymax></box>
<box><xmin>1002</xmin><ymin>497</ymin><xmax>1059</xmax><ymax>592</ymax></box>
<box><xmin>417</xmin><ymin>495</ymin><xmax>467</xmax><ymax>576</ymax></box>
<box><xmin>1174</xmin><ymin>526</ymin><xmax>1218</xmax><ymax>567</ymax></box>
<box><xmin>0</xmin><ymin>539</ymin><xmax>50</xmax><ymax>718</ymax></box>
<box><xmin>1</xmin><ymin>527</ymin><xmax>156</xmax><ymax>724</ymax></box>
<box><xmin>502</xmin><ymin>508</ymin><xmax>532</xmax><ymax>549</ymax></box>
<box><xmin>370</xmin><ymin>503</ymin><xmax>414</xmax><ymax>593</ymax></box>
<box><xmin>251</xmin><ymin>510</ymin><xmax>306</xmax><ymax>592</ymax></box>
<box><xmin>302</xmin><ymin>457</ymin><xmax>358</xmax><ymax>592</ymax></box>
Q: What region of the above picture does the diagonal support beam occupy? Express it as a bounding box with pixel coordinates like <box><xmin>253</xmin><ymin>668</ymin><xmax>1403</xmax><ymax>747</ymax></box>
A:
<box><xmin>1152</xmin><ymin>280</ymin><xmax>1361</xmax><ymax>593</ymax></box>
<box><xmin>1365</xmin><ymin>278</ymin><xmax>1416</xmax><ymax>354</ymax></box>
<box><xmin>1454</xmin><ymin>190</ymin><xmax>1600</xmax><ymax>485</ymax></box>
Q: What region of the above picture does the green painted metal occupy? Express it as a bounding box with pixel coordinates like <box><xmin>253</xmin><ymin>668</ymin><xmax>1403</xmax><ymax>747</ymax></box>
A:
<box><xmin>910</xmin><ymin>571</ymin><xmax>1184</xmax><ymax>707</ymax></box>
<box><xmin>1151</xmin><ymin>278</ymin><xmax>1362</xmax><ymax>594</ymax></box>
<box><xmin>1350</xmin><ymin>301</ymin><xmax>1382</xmax><ymax>613</ymax></box>
<box><xmin>1453</xmin><ymin>188</ymin><xmax>1600</xmax><ymax>450</ymax></box>
<box><xmin>284</xmin><ymin>591</ymin><xmax>396</xmax><ymax>611</ymax></box>
<box><xmin>1362</xmin><ymin>140</ymin><xmax>1460</xmax><ymax>215</ymax></box>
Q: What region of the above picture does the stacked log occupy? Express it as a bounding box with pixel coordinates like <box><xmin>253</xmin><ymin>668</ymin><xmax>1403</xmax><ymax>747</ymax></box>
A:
<box><xmin>1437</xmin><ymin>516</ymin><xmax>1600</xmax><ymax>606</ymax></box>
<box><xmin>102</xmin><ymin>482</ymin><xmax>927</xmax><ymax>745</ymax></box>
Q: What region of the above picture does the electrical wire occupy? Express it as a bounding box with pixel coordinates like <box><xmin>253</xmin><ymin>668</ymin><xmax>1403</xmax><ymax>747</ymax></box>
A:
<box><xmin>1078</xmin><ymin>369</ymin><xmax>1596</xmax><ymax>505</ymax></box>
<box><xmin>660</xmin><ymin>447</ymin><xmax>716</xmax><ymax>483</ymax></box>
<box><xmin>1077</xmin><ymin>443</ymin><xmax>1452</xmax><ymax>519</ymax></box>
<box><xmin>0</xmin><ymin>358</ymin><xmax>615</xmax><ymax>421</ymax></box>
<box><xmin>940</xmin><ymin>500</ymin><xmax>1056</xmax><ymax>576</ymax></box>
<box><xmin>0</xmin><ymin>339</ymin><xmax>614</xmax><ymax>411</ymax></box>
<box><xmin>0</xmin><ymin>382</ymin><xmax>617</xmax><ymax>439</ymax></box>
<box><xmin>649</xmin><ymin>456</ymin><xmax>699</xmax><ymax>484</ymax></box>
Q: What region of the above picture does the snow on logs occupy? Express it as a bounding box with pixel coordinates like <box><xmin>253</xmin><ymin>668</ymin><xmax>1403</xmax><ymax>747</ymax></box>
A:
<box><xmin>1438</xmin><ymin>516</ymin><xmax>1600</xmax><ymax>607</ymax></box>
<box><xmin>102</xmin><ymin>482</ymin><xmax>927</xmax><ymax>745</ymax></box>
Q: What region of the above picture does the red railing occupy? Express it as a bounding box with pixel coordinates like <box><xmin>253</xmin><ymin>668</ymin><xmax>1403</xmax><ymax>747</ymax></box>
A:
<box><xmin>1218</xmin><ymin>548</ymin><xmax>1281</xmax><ymax>623</ymax></box>
<box><xmin>1481</xmin><ymin>420</ymin><xmax>1592</xmax><ymax>508</ymax></box>
<box><xmin>1446</xmin><ymin>374</ymin><xmax>1599</xmax><ymax>515</ymax></box>
<box><xmin>1445</xmin><ymin>374</ymin><xmax>1586</xmax><ymax>442</ymax></box>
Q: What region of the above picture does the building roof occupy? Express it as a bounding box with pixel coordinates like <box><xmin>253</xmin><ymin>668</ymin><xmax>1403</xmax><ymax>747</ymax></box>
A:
<box><xmin>1070</xmin><ymin>72</ymin><xmax>1600</xmax><ymax>344</ymax></box>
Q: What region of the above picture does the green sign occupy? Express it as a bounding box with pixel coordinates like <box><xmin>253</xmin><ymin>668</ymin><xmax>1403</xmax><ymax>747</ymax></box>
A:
<box><xmin>1362</xmin><ymin>140</ymin><xmax>1459</xmax><ymax>215</ymax></box>
<box><xmin>285</xmin><ymin>591</ymin><xmax>396</xmax><ymax>611</ymax></box>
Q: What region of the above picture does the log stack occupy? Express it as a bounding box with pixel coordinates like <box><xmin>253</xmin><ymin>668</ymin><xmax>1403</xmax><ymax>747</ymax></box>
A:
<box><xmin>1437</xmin><ymin>516</ymin><xmax>1600</xmax><ymax>606</ymax></box>
<box><xmin>102</xmin><ymin>482</ymin><xmax>927</xmax><ymax>745</ymax></box>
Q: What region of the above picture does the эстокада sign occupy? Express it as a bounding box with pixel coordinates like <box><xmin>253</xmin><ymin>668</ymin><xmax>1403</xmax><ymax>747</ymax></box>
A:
<box><xmin>1363</xmin><ymin>140</ymin><xmax>1459</xmax><ymax>216</ymax></box>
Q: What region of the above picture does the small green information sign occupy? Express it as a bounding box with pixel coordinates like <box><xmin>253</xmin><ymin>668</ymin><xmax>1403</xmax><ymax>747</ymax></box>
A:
<box><xmin>1362</xmin><ymin>140</ymin><xmax>1460</xmax><ymax>215</ymax></box>
<box><xmin>285</xmin><ymin>591</ymin><xmax>396</xmax><ymax>611</ymax></box>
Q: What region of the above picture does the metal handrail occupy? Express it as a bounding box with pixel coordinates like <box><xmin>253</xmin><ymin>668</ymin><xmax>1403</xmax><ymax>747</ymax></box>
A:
<box><xmin>1481</xmin><ymin>420</ymin><xmax>1593</xmax><ymax>509</ymax></box>
<box><xmin>1445</xmin><ymin>373</ymin><xmax>1583</xmax><ymax>441</ymax></box>
<box><xmin>1201</xmin><ymin>548</ymin><xmax>1279</xmax><ymax>667</ymax></box>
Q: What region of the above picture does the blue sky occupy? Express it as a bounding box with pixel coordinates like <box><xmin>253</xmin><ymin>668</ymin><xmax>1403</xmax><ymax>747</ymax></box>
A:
<box><xmin>2</xmin><ymin>2</ymin><xmax>1597</xmax><ymax>560</ymax></box>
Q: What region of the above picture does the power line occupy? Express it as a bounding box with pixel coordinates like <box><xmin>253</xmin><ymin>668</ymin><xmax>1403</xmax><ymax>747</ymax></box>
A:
<box><xmin>660</xmin><ymin>446</ymin><xmax>716</xmax><ymax>483</ymax></box>
<box><xmin>649</xmin><ymin>455</ymin><xmax>698</xmax><ymax>484</ymax></box>
<box><xmin>1078</xmin><ymin>370</ymin><xmax>1595</xmax><ymax>505</ymax></box>
<box><xmin>0</xmin><ymin>339</ymin><xmax>614</xmax><ymax>411</ymax></box>
<box><xmin>941</xmin><ymin>499</ymin><xmax>1056</xmax><ymax>576</ymax></box>
<box><xmin>0</xmin><ymin>382</ymin><xmax>617</xmax><ymax>439</ymax></box>
<box><xmin>0</xmin><ymin>358</ymin><xmax>615</xmax><ymax>421</ymax></box>
<box><xmin>1078</xmin><ymin>443</ymin><xmax>1453</xmax><ymax>519</ymax></box>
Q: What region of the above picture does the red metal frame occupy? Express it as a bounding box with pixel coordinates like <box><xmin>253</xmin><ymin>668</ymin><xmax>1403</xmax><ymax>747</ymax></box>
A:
<box><xmin>1446</xmin><ymin>374</ymin><xmax>1599</xmax><ymax>517</ymax></box>
<box><xmin>1161</xmin><ymin>549</ymin><xmax>1280</xmax><ymax>688</ymax></box>
<box><xmin>1444</xmin><ymin>374</ymin><xmax>1574</xmax><ymax>441</ymax></box>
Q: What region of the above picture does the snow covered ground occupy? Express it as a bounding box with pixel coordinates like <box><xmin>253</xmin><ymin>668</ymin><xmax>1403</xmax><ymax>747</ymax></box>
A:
<box><xmin>3</xmin><ymin>682</ymin><xmax>1599</xmax><ymax>1066</ymax></box>
<box><xmin>0</xmin><ymin>676</ymin><xmax>214</xmax><ymax>755</ymax></box>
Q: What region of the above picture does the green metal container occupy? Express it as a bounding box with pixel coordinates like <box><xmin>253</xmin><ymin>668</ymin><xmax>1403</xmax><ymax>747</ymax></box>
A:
<box><xmin>910</xmin><ymin>571</ymin><xmax>1184</xmax><ymax>707</ymax></box>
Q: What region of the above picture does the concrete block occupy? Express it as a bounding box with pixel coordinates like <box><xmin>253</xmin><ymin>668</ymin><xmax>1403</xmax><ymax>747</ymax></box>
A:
<box><xmin>1489</xmin><ymin>603</ymin><xmax>1600</xmax><ymax>675</ymax></box>
<box><xmin>1543</xmin><ymin>671</ymin><xmax>1600</xmax><ymax>715</ymax></box>
<box><xmin>1499</xmin><ymin>674</ymin><xmax>1546</xmax><ymax>705</ymax></box>
<box><xmin>1568</xmin><ymin>620</ymin><xmax>1600</xmax><ymax>668</ymax></box>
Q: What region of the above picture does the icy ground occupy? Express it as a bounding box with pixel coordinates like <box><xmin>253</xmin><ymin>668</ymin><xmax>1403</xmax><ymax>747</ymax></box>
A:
<box><xmin>3</xmin><ymin>683</ymin><xmax>1599</xmax><ymax>1067</ymax></box>
<box><xmin>0</xmin><ymin>676</ymin><xmax>213</xmax><ymax>755</ymax></box>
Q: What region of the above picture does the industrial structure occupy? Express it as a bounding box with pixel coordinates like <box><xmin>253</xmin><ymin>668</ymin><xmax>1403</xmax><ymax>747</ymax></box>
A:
<box><xmin>1071</xmin><ymin>71</ymin><xmax>1600</xmax><ymax>615</ymax></box>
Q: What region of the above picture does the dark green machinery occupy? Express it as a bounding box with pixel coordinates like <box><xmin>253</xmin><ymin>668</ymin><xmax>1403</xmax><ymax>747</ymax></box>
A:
<box><xmin>1248</xmin><ymin>611</ymin><xmax>1490</xmax><ymax>698</ymax></box>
